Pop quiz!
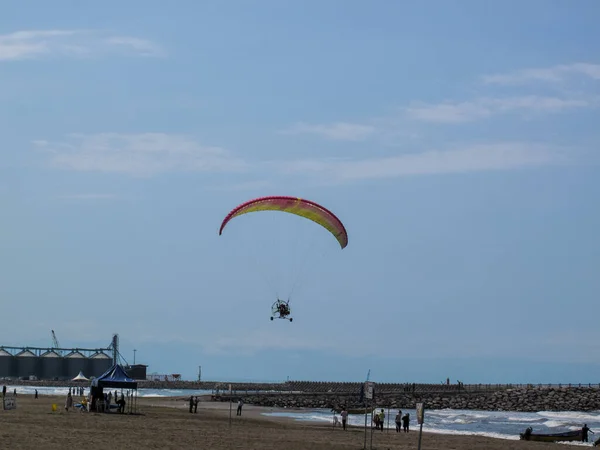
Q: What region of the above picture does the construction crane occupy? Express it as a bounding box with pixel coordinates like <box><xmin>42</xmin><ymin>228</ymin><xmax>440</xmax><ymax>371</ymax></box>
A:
<box><xmin>51</xmin><ymin>330</ymin><xmax>63</xmax><ymax>356</ymax></box>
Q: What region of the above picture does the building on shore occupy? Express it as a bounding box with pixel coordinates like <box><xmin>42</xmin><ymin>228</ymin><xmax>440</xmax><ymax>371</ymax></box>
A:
<box><xmin>0</xmin><ymin>334</ymin><xmax>144</xmax><ymax>381</ymax></box>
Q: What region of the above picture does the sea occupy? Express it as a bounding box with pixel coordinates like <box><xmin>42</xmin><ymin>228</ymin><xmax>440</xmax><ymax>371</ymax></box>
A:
<box><xmin>6</xmin><ymin>385</ymin><xmax>600</xmax><ymax>446</ymax></box>
<box><xmin>264</xmin><ymin>408</ymin><xmax>600</xmax><ymax>447</ymax></box>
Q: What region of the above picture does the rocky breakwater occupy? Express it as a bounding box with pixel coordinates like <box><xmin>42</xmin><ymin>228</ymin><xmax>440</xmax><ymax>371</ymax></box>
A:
<box><xmin>213</xmin><ymin>387</ymin><xmax>600</xmax><ymax>412</ymax></box>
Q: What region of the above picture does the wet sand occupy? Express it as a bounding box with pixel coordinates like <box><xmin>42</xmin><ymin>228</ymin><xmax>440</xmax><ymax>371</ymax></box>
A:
<box><xmin>0</xmin><ymin>395</ymin><xmax>586</xmax><ymax>449</ymax></box>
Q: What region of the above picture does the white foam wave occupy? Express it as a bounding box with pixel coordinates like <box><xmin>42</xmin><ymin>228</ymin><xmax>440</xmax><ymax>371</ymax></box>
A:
<box><xmin>421</xmin><ymin>426</ymin><xmax>519</xmax><ymax>441</ymax></box>
<box><xmin>539</xmin><ymin>410</ymin><xmax>600</xmax><ymax>423</ymax></box>
<box><xmin>507</xmin><ymin>416</ymin><xmax>543</xmax><ymax>422</ymax></box>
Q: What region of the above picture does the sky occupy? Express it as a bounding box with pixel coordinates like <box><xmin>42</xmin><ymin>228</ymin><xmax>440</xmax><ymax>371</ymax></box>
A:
<box><xmin>1</xmin><ymin>1</ymin><xmax>600</xmax><ymax>384</ymax></box>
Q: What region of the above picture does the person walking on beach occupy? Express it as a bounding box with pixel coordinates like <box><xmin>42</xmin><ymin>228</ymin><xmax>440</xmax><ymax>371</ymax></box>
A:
<box><xmin>35</xmin><ymin>389</ymin><xmax>38</xmax><ymax>399</ymax></box>
<box><xmin>582</xmin><ymin>424</ymin><xmax>594</xmax><ymax>442</ymax></box>
<box><xmin>402</xmin><ymin>413</ymin><xmax>410</xmax><ymax>432</ymax></box>
<box><xmin>188</xmin><ymin>395</ymin><xmax>194</xmax><ymax>413</ymax></box>
<box><xmin>194</xmin><ymin>396</ymin><xmax>199</xmax><ymax>413</ymax></box>
<box><xmin>65</xmin><ymin>391</ymin><xmax>73</xmax><ymax>411</ymax></box>
<box><xmin>237</xmin><ymin>398</ymin><xmax>244</xmax><ymax>416</ymax></box>
<box><xmin>378</xmin><ymin>409</ymin><xmax>385</xmax><ymax>432</ymax></box>
<box><xmin>340</xmin><ymin>408</ymin><xmax>348</xmax><ymax>430</ymax></box>
<box><xmin>395</xmin><ymin>410</ymin><xmax>402</xmax><ymax>432</ymax></box>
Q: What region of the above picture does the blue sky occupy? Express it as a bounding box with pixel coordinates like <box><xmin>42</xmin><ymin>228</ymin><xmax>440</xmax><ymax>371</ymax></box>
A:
<box><xmin>1</xmin><ymin>1</ymin><xmax>600</xmax><ymax>384</ymax></box>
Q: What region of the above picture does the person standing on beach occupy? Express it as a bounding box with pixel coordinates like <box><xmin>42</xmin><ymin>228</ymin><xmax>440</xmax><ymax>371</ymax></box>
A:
<box><xmin>65</xmin><ymin>391</ymin><xmax>73</xmax><ymax>411</ymax></box>
<box><xmin>188</xmin><ymin>395</ymin><xmax>194</xmax><ymax>413</ymax></box>
<box><xmin>402</xmin><ymin>413</ymin><xmax>410</xmax><ymax>432</ymax></box>
<box><xmin>582</xmin><ymin>424</ymin><xmax>594</xmax><ymax>442</ymax></box>
<box><xmin>194</xmin><ymin>396</ymin><xmax>199</xmax><ymax>413</ymax></box>
<box><xmin>378</xmin><ymin>409</ymin><xmax>385</xmax><ymax>432</ymax></box>
<box><xmin>395</xmin><ymin>410</ymin><xmax>402</xmax><ymax>432</ymax></box>
<box><xmin>237</xmin><ymin>398</ymin><xmax>244</xmax><ymax>416</ymax></box>
<box><xmin>340</xmin><ymin>408</ymin><xmax>348</xmax><ymax>430</ymax></box>
<box><xmin>35</xmin><ymin>389</ymin><xmax>38</xmax><ymax>399</ymax></box>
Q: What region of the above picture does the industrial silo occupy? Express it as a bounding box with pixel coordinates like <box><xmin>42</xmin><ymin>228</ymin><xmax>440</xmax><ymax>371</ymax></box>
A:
<box><xmin>15</xmin><ymin>350</ymin><xmax>38</xmax><ymax>379</ymax></box>
<box><xmin>64</xmin><ymin>351</ymin><xmax>89</xmax><ymax>379</ymax></box>
<box><xmin>39</xmin><ymin>350</ymin><xmax>63</xmax><ymax>380</ymax></box>
<box><xmin>0</xmin><ymin>349</ymin><xmax>15</xmax><ymax>378</ymax></box>
<box><xmin>88</xmin><ymin>352</ymin><xmax>112</xmax><ymax>378</ymax></box>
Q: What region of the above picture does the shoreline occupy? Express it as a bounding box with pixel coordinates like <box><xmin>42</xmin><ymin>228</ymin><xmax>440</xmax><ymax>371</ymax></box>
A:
<box><xmin>1</xmin><ymin>394</ymin><xmax>587</xmax><ymax>449</ymax></box>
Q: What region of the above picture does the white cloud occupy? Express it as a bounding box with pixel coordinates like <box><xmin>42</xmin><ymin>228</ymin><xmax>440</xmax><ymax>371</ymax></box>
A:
<box><xmin>280</xmin><ymin>121</ymin><xmax>376</xmax><ymax>141</ymax></box>
<box><xmin>276</xmin><ymin>143</ymin><xmax>568</xmax><ymax>182</ymax></box>
<box><xmin>406</xmin><ymin>96</ymin><xmax>593</xmax><ymax>123</ymax></box>
<box><xmin>406</xmin><ymin>101</ymin><xmax>493</xmax><ymax>123</ymax></box>
<box><xmin>208</xmin><ymin>180</ymin><xmax>274</xmax><ymax>192</ymax></box>
<box><xmin>103</xmin><ymin>36</ymin><xmax>163</xmax><ymax>56</ymax></box>
<box><xmin>483</xmin><ymin>63</ymin><xmax>600</xmax><ymax>85</ymax></box>
<box><xmin>35</xmin><ymin>133</ymin><xmax>245</xmax><ymax>176</ymax></box>
<box><xmin>0</xmin><ymin>29</ymin><xmax>164</xmax><ymax>61</ymax></box>
<box><xmin>35</xmin><ymin>134</ymin><xmax>572</xmax><ymax>183</ymax></box>
<box><xmin>56</xmin><ymin>194</ymin><xmax>119</xmax><ymax>200</ymax></box>
<box><xmin>36</xmin><ymin>131</ymin><xmax>572</xmax><ymax>183</ymax></box>
<box><xmin>203</xmin><ymin>329</ymin><xmax>368</xmax><ymax>357</ymax></box>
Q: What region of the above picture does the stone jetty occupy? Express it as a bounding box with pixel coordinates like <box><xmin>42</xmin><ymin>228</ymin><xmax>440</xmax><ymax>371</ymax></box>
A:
<box><xmin>211</xmin><ymin>382</ymin><xmax>600</xmax><ymax>413</ymax></box>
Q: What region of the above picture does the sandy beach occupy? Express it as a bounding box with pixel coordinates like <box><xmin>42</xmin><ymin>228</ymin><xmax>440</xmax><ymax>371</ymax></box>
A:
<box><xmin>0</xmin><ymin>394</ymin><xmax>588</xmax><ymax>449</ymax></box>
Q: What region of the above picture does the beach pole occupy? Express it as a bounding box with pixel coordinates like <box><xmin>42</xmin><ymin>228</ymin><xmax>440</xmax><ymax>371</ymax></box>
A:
<box><xmin>363</xmin><ymin>380</ymin><xmax>372</xmax><ymax>450</ymax></box>
<box><xmin>387</xmin><ymin>404</ymin><xmax>390</xmax><ymax>433</ymax></box>
<box><xmin>369</xmin><ymin>402</ymin><xmax>377</xmax><ymax>450</ymax></box>
<box><xmin>363</xmin><ymin>402</ymin><xmax>368</xmax><ymax>450</ymax></box>
<box><xmin>416</xmin><ymin>402</ymin><xmax>424</xmax><ymax>450</ymax></box>
<box><xmin>228</xmin><ymin>384</ymin><xmax>232</xmax><ymax>427</ymax></box>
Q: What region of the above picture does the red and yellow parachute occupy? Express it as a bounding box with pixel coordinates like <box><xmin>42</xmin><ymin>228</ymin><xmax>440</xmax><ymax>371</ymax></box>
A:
<box><xmin>219</xmin><ymin>196</ymin><xmax>348</xmax><ymax>249</ymax></box>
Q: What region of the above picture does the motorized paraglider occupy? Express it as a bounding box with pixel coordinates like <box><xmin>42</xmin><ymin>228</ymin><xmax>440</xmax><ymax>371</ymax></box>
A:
<box><xmin>219</xmin><ymin>196</ymin><xmax>348</xmax><ymax>322</ymax></box>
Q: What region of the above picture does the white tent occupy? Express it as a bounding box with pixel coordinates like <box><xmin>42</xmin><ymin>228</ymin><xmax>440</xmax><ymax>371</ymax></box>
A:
<box><xmin>72</xmin><ymin>371</ymin><xmax>89</xmax><ymax>381</ymax></box>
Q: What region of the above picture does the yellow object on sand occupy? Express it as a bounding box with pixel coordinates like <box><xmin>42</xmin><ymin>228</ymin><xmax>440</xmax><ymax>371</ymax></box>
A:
<box><xmin>52</xmin><ymin>404</ymin><xmax>57</xmax><ymax>412</ymax></box>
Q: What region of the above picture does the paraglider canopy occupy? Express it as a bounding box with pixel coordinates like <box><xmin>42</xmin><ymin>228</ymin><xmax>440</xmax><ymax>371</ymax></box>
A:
<box><xmin>219</xmin><ymin>196</ymin><xmax>348</xmax><ymax>249</ymax></box>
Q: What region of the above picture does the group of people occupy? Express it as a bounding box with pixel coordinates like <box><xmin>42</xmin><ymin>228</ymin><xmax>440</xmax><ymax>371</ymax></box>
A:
<box><xmin>66</xmin><ymin>388</ymin><xmax>126</xmax><ymax>413</ymax></box>
<box><xmin>332</xmin><ymin>407</ymin><xmax>411</xmax><ymax>432</ymax></box>
<box><xmin>374</xmin><ymin>409</ymin><xmax>410</xmax><ymax>432</ymax></box>
<box><xmin>188</xmin><ymin>396</ymin><xmax>244</xmax><ymax>416</ymax></box>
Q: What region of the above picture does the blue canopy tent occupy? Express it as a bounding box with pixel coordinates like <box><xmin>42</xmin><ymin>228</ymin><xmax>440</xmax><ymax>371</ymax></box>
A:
<box><xmin>91</xmin><ymin>364</ymin><xmax>138</xmax><ymax>413</ymax></box>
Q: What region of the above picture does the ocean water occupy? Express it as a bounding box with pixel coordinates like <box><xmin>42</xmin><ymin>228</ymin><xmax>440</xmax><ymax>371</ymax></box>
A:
<box><xmin>4</xmin><ymin>385</ymin><xmax>213</xmax><ymax>397</ymax></box>
<box><xmin>263</xmin><ymin>408</ymin><xmax>600</xmax><ymax>446</ymax></box>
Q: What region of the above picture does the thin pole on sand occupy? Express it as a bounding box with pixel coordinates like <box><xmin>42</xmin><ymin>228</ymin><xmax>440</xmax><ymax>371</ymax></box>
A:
<box><xmin>228</xmin><ymin>384</ymin><xmax>233</xmax><ymax>427</ymax></box>
<box><xmin>363</xmin><ymin>401</ymin><xmax>368</xmax><ymax>450</ymax></box>
<box><xmin>370</xmin><ymin>402</ymin><xmax>374</xmax><ymax>450</ymax></box>
<box><xmin>387</xmin><ymin>404</ymin><xmax>390</xmax><ymax>433</ymax></box>
<box><xmin>417</xmin><ymin>402</ymin><xmax>425</xmax><ymax>450</ymax></box>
